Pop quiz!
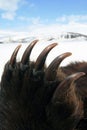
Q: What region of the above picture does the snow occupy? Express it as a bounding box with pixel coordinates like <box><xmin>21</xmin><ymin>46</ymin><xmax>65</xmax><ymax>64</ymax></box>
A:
<box><xmin>0</xmin><ymin>39</ymin><xmax>87</xmax><ymax>81</ymax></box>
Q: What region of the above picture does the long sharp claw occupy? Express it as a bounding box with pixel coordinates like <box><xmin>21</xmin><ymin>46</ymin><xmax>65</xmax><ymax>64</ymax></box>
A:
<box><xmin>10</xmin><ymin>44</ymin><xmax>21</xmax><ymax>66</ymax></box>
<box><xmin>53</xmin><ymin>72</ymin><xmax>85</xmax><ymax>100</ymax></box>
<box><xmin>45</xmin><ymin>52</ymin><xmax>72</xmax><ymax>81</ymax></box>
<box><xmin>21</xmin><ymin>40</ymin><xmax>39</xmax><ymax>64</ymax></box>
<box><xmin>35</xmin><ymin>43</ymin><xmax>58</xmax><ymax>70</ymax></box>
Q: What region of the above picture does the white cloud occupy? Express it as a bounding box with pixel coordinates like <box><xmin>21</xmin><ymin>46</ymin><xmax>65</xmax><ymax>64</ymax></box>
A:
<box><xmin>1</xmin><ymin>11</ymin><xmax>16</xmax><ymax>20</ymax></box>
<box><xmin>18</xmin><ymin>14</ymin><xmax>87</xmax><ymax>32</ymax></box>
<box><xmin>56</xmin><ymin>15</ymin><xmax>87</xmax><ymax>23</ymax></box>
<box><xmin>31</xmin><ymin>17</ymin><xmax>41</xmax><ymax>24</ymax></box>
<box><xmin>0</xmin><ymin>0</ymin><xmax>21</xmax><ymax>20</ymax></box>
<box><xmin>18</xmin><ymin>16</ymin><xmax>41</xmax><ymax>24</ymax></box>
<box><xmin>14</xmin><ymin>14</ymin><xmax>87</xmax><ymax>34</ymax></box>
<box><xmin>0</xmin><ymin>0</ymin><xmax>36</xmax><ymax>20</ymax></box>
<box><xmin>0</xmin><ymin>0</ymin><xmax>20</xmax><ymax>11</ymax></box>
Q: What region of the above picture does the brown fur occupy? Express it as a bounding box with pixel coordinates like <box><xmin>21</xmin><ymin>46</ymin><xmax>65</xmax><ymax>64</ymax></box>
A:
<box><xmin>0</xmin><ymin>42</ymin><xmax>87</xmax><ymax>130</ymax></box>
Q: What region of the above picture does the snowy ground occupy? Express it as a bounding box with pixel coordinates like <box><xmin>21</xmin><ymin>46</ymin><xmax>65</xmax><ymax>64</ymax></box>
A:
<box><xmin>0</xmin><ymin>39</ymin><xmax>87</xmax><ymax>81</ymax></box>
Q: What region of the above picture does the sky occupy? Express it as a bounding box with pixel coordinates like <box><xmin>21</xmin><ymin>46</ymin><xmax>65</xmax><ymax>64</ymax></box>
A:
<box><xmin>0</xmin><ymin>0</ymin><xmax>87</xmax><ymax>33</ymax></box>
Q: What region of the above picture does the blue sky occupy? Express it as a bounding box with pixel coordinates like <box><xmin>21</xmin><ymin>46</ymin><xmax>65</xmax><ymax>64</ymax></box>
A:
<box><xmin>0</xmin><ymin>0</ymin><xmax>87</xmax><ymax>32</ymax></box>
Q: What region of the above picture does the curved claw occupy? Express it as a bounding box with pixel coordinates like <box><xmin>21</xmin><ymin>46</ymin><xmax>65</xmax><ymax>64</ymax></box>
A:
<box><xmin>10</xmin><ymin>44</ymin><xmax>21</xmax><ymax>66</ymax></box>
<box><xmin>21</xmin><ymin>40</ymin><xmax>39</xmax><ymax>64</ymax></box>
<box><xmin>45</xmin><ymin>52</ymin><xmax>72</xmax><ymax>81</ymax></box>
<box><xmin>53</xmin><ymin>72</ymin><xmax>85</xmax><ymax>100</ymax></box>
<box><xmin>35</xmin><ymin>43</ymin><xmax>58</xmax><ymax>71</ymax></box>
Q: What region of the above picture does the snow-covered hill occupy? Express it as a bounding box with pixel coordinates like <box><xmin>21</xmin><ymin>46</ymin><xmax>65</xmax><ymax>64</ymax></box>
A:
<box><xmin>0</xmin><ymin>31</ymin><xmax>87</xmax><ymax>43</ymax></box>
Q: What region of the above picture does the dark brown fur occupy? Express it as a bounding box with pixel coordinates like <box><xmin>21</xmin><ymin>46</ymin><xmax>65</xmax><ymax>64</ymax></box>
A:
<box><xmin>0</xmin><ymin>40</ymin><xmax>87</xmax><ymax>130</ymax></box>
